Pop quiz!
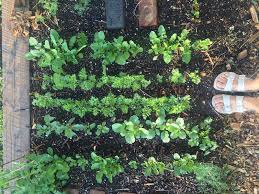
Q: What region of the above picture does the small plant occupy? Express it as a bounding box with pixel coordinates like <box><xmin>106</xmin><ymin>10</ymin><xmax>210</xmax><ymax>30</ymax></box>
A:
<box><xmin>35</xmin><ymin>115</ymin><xmax>108</xmax><ymax>139</ymax></box>
<box><xmin>170</xmin><ymin>69</ymin><xmax>201</xmax><ymax>85</ymax></box>
<box><xmin>91</xmin><ymin>31</ymin><xmax>143</xmax><ymax>75</ymax></box>
<box><xmin>128</xmin><ymin>161</ymin><xmax>138</xmax><ymax>170</ymax></box>
<box><xmin>142</xmin><ymin>157</ymin><xmax>166</xmax><ymax>176</ymax></box>
<box><xmin>192</xmin><ymin>0</ymin><xmax>200</xmax><ymax>21</ymax></box>
<box><xmin>91</xmin><ymin>152</ymin><xmax>124</xmax><ymax>183</ymax></box>
<box><xmin>187</xmin><ymin>117</ymin><xmax>218</xmax><ymax>155</ymax></box>
<box><xmin>74</xmin><ymin>0</ymin><xmax>91</xmax><ymax>16</ymax></box>
<box><xmin>26</xmin><ymin>30</ymin><xmax>87</xmax><ymax>74</ymax></box>
<box><xmin>172</xmin><ymin>153</ymin><xmax>197</xmax><ymax>176</ymax></box>
<box><xmin>171</xmin><ymin>69</ymin><xmax>186</xmax><ymax>84</ymax></box>
<box><xmin>37</xmin><ymin>0</ymin><xmax>58</xmax><ymax>17</ymax></box>
<box><xmin>188</xmin><ymin>70</ymin><xmax>201</xmax><ymax>84</ymax></box>
<box><xmin>149</xmin><ymin>25</ymin><xmax>212</xmax><ymax>64</ymax></box>
<box><xmin>156</xmin><ymin>74</ymin><xmax>164</xmax><ymax>83</ymax></box>
<box><xmin>112</xmin><ymin>115</ymin><xmax>151</xmax><ymax>144</ymax></box>
<box><xmin>0</xmin><ymin>148</ymin><xmax>88</xmax><ymax>193</ymax></box>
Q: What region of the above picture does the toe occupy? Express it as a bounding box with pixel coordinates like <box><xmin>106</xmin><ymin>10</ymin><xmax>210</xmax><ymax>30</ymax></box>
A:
<box><xmin>215</xmin><ymin>72</ymin><xmax>229</xmax><ymax>89</ymax></box>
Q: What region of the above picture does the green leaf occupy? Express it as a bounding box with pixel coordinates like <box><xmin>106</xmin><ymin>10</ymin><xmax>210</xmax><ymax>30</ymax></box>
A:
<box><xmin>112</xmin><ymin>123</ymin><xmax>123</xmax><ymax>133</ymax></box>
<box><xmin>173</xmin><ymin>153</ymin><xmax>181</xmax><ymax>160</ymax></box>
<box><xmin>161</xmin><ymin>131</ymin><xmax>170</xmax><ymax>143</ymax></box>
<box><xmin>29</xmin><ymin>37</ymin><xmax>38</xmax><ymax>46</ymax></box>
<box><xmin>50</xmin><ymin>29</ymin><xmax>60</xmax><ymax>46</ymax></box>
<box><xmin>96</xmin><ymin>172</ymin><xmax>103</xmax><ymax>183</ymax></box>
<box><xmin>125</xmin><ymin>132</ymin><xmax>136</xmax><ymax>144</ymax></box>
<box><xmin>69</xmin><ymin>36</ymin><xmax>77</xmax><ymax>48</ymax></box>
<box><xmin>129</xmin><ymin>115</ymin><xmax>140</xmax><ymax>125</ymax></box>
<box><xmin>163</xmin><ymin>52</ymin><xmax>172</xmax><ymax>64</ymax></box>
<box><xmin>115</xmin><ymin>55</ymin><xmax>126</xmax><ymax>65</ymax></box>
<box><xmin>182</xmin><ymin>49</ymin><xmax>192</xmax><ymax>64</ymax></box>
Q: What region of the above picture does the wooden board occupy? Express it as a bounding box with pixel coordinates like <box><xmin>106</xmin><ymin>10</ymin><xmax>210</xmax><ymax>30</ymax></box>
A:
<box><xmin>2</xmin><ymin>0</ymin><xmax>30</xmax><ymax>170</ymax></box>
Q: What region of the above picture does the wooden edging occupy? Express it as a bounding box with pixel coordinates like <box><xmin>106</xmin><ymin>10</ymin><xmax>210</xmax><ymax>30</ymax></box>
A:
<box><xmin>2</xmin><ymin>0</ymin><xmax>30</xmax><ymax>170</ymax></box>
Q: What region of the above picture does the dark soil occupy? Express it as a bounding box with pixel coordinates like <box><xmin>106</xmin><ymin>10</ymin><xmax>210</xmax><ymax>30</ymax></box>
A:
<box><xmin>30</xmin><ymin>0</ymin><xmax>258</xmax><ymax>193</ymax></box>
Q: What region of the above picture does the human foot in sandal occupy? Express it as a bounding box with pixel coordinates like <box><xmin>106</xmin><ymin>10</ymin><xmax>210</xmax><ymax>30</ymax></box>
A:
<box><xmin>212</xmin><ymin>95</ymin><xmax>259</xmax><ymax>114</ymax></box>
<box><xmin>214</xmin><ymin>72</ymin><xmax>259</xmax><ymax>92</ymax></box>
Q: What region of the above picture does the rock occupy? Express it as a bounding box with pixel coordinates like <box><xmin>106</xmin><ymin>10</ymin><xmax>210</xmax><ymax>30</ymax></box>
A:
<box><xmin>237</xmin><ymin>49</ymin><xmax>248</xmax><ymax>60</ymax></box>
<box><xmin>200</xmin><ymin>71</ymin><xmax>207</xmax><ymax>77</ymax></box>
<box><xmin>138</xmin><ymin>0</ymin><xmax>158</xmax><ymax>27</ymax></box>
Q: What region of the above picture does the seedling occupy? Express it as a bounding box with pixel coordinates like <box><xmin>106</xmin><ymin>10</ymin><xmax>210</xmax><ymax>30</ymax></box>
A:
<box><xmin>74</xmin><ymin>0</ymin><xmax>91</xmax><ymax>16</ymax></box>
<box><xmin>188</xmin><ymin>70</ymin><xmax>201</xmax><ymax>85</ymax></box>
<box><xmin>192</xmin><ymin>0</ymin><xmax>200</xmax><ymax>21</ymax></box>
<box><xmin>26</xmin><ymin>30</ymin><xmax>87</xmax><ymax>74</ymax></box>
<box><xmin>91</xmin><ymin>152</ymin><xmax>124</xmax><ymax>183</ymax></box>
<box><xmin>91</xmin><ymin>31</ymin><xmax>143</xmax><ymax>75</ymax></box>
<box><xmin>171</xmin><ymin>69</ymin><xmax>186</xmax><ymax>84</ymax></box>
<box><xmin>128</xmin><ymin>161</ymin><xmax>138</xmax><ymax>170</ymax></box>
<box><xmin>142</xmin><ymin>157</ymin><xmax>166</xmax><ymax>176</ymax></box>
<box><xmin>149</xmin><ymin>25</ymin><xmax>212</xmax><ymax>64</ymax></box>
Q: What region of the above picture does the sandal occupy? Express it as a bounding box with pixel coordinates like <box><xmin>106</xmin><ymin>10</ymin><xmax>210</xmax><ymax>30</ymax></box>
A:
<box><xmin>212</xmin><ymin>94</ymin><xmax>246</xmax><ymax>114</ymax></box>
<box><xmin>214</xmin><ymin>72</ymin><xmax>248</xmax><ymax>92</ymax></box>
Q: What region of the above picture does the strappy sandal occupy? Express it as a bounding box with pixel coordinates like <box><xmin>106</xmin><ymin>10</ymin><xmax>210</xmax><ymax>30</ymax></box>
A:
<box><xmin>212</xmin><ymin>94</ymin><xmax>246</xmax><ymax>114</ymax></box>
<box><xmin>214</xmin><ymin>72</ymin><xmax>248</xmax><ymax>92</ymax></box>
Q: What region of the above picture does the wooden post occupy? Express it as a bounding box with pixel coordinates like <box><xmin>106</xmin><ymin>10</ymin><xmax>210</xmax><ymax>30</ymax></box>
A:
<box><xmin>2</xmin><ymin>0</ymin><xmax>30</xmax><ymax>171</ymax></box>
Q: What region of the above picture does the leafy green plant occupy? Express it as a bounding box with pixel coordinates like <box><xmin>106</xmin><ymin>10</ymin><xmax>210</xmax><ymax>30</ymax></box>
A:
<box><xmin>188</xmin><ymin>70</ymin><xmax>201</xmax><ymax>84</ymax></box>
<box><xmin>172</xmin><ymin>153</ymin><xmax>197</xmax><ymax>176</ymax></box>
<box><xmin>90</xmin><ymin>152</ymin><xmax>124</xmax><ymax>183</ymax></box>
<box><xmin>35</xmin><ymin>115</ymin><xmax>108</xmax><ymax>139</ymax></box>
<box><xmin>74</xmin><ymin>0</ymin><xmax>91</xmax><ymax>16</ymax></box>
<box><xmin>142</xmin><ymin>157</ymin><xmax>167</xmax><ymax>176</ymax></box>
<box><xmin>111</xmin><ymin>112</ymin><xmax>217</xmax><ymax>153</ymax></box>
<box><xmin>192</xmin><ymin>0</ymin><xmax>200</xmax><ymax>21</ymax></box>
<box><xmin>156</xmin><ymin>74</ymin><xmax>164</xmax><ymax>83</ymax></box>
<box><xmin>33</xmin><ymin>93</ymin><xmax>191</xmax><ymax>118</ymax></box>
<box><xmin>149</xmin><ymin>25</ymin><xmax>212</xmax><ymax>64</ymax></box>
<box><xmin>171</xmin><ymin>69</ymin><xmax>186</xmax><ymax>84</ymax></box>
<box><xmin>170</xmin><ymin>69</ymin><xmax>201</xmax><ymax>85</ymax></box>
<box><xmin>37</xmin><ymin>0</ymin><xmax>58</xmax><ymax>17</ymax></box>
<box><xmin>42</xmin><ymin>68</ymin><xmax>151</xmax><ymax>91</ymax></box>
<box><xmin>128</xmin><ymin>161</ymin><xmax>138</xmax><ymax>170</ymax></box>
<box><xmin>112</xmin><ymin>115</ymin><xmax>151</xmax><ymax>144</ymax></box>
<box><xmin>25</xmin><ymin>30</ymin><xmax>87</xmax><ymax>74</ymax></box>
<box><xmin>187</xmin><ymin>118</ymin><xmax>218</xmax><ymax>155</ymax></box>
<box><xmin>90</xmin><ymin>31</ymin><xmax>143</xmax><ymax>75</ymax></box>
<box><xmin>0</xmin><ymin>148</ymin><xmax>88</xmax><ymax>193</ymax></box>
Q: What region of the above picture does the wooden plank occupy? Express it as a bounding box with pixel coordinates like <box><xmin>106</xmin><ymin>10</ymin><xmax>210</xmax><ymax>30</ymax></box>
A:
<box><xmin>2</xmin><ymin>0</ymin><xmax>30</xmax><ymax>170</ymax></box>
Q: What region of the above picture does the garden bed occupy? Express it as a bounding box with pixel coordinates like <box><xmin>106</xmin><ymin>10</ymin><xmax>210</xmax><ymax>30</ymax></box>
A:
<box><xmin>2</xmin><ymin>0</ymin><xmax>259</xmax><ymax>193</ymax></box>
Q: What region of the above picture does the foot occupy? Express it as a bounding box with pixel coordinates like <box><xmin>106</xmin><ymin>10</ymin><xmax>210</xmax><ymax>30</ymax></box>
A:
<box><xmin>212</xmin><ymin>95</ymin><xmax>259</xmax><ymax>114</ymax></box>
<box><xmin>214</xmin><ymin>72</ymin><xmax>259</xmax><ymax>92</ymax></box>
